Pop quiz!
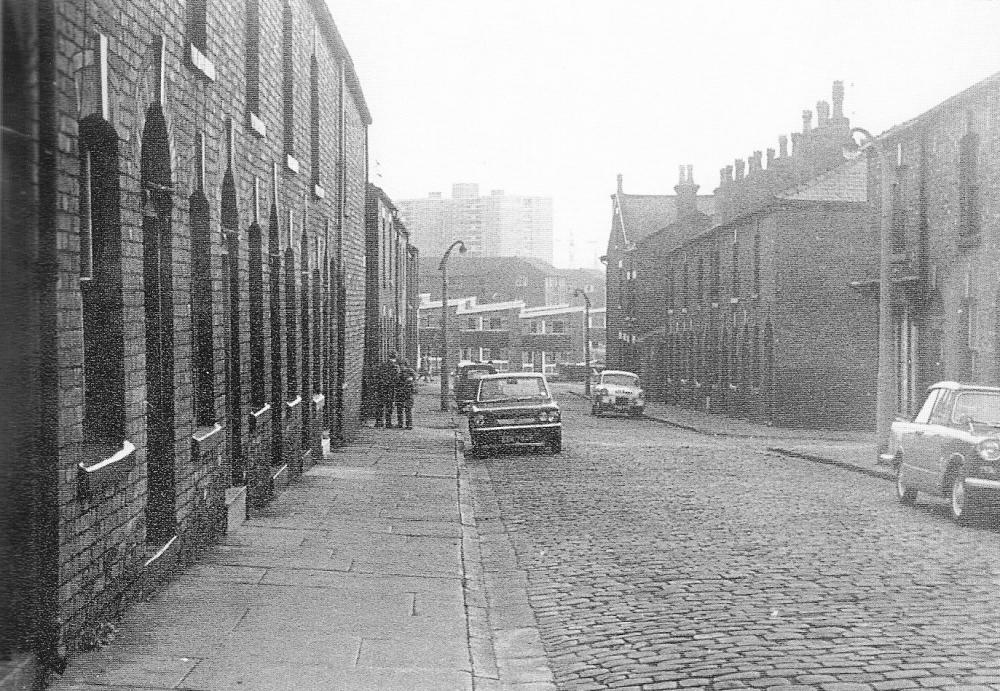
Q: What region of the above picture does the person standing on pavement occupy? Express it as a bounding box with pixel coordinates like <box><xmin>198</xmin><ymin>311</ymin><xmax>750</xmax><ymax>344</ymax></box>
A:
<box><xmin>374</xmin><ymin>352</ymin><xmax>400</xmax><ymax>428</ymax></box>
<box><xmin>395</xmin><ymin>360</ymin><xmax>417</xmax><ymax>430</ymax></box>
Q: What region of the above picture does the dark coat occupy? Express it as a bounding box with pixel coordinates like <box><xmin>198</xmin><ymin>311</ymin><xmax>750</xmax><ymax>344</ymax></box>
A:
<box><xmin>396</xmin><ymin>367</ymin><xmax>416</xmax><ymax>404</ymax></box>
<box><xmin>377</xmin><ymin>359</ymin><xmax>400</xmax><ymax>398</ymax></box>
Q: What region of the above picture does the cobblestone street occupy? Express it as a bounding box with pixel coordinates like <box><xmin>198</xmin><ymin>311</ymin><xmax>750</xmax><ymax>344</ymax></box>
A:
<box><xmin>470</xmin><ymin>392</ymin><xmax>1000</xmax><ymax>690</ymax></box>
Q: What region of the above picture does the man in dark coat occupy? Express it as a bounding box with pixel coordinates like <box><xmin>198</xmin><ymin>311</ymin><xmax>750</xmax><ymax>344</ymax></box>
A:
<box><xmin>395</xmin><ymin>360</ymin><xmax>417</xmax><ymax>430</ymax></box>
<box><xmin>375</xmin><ymin>352</ymin><xmax>400</xmax><ymax>428</ymax></box>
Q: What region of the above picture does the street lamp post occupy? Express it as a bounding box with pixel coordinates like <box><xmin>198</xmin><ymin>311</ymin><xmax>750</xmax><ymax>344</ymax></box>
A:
<box><xmin>573</xmin><ymin>288</ymin><xmax>592</xmax><ymax>396</ymax></box>
<box><xmin>439</xmin><ymin>240</ymin><xmax>467</xmax><ymax>411</ymax></box>
<box><xmin>844</xmin><ymin>127</ymin><xmax>896</xmax><ymax>462</ymax></box>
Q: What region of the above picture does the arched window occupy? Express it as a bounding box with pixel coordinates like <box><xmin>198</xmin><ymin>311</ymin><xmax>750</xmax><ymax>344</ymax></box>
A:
<box><xmin>248</xmin><ymin>221</ymin><xmax>266</xmax><ymax>408</ymax></box>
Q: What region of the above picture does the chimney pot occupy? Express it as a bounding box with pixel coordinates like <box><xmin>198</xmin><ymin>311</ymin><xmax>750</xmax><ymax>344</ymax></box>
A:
<box><xmin>686</xmin><ymin>164</ymin><xmax>693</xmax><ymax>182</ymax></box>
<box><xmin>832</xmin><ymin>80</ymin><xmax>844</xmax><ymax>118</ymax></box>
<box><xmin>617</xmin><ymin>173</ymin><xmax>623</xmax><ymax>193</ymax></box>
<box><xmin>802</xmin><ymin>109</ymin><xmax>813</xmax><ymax>133</ymax></box>
<box><xmin>779</xmin><ymin>135</ymin><xmax>788</xmax><ymax>157</ymax></box>
<box><xmin>752</xmin><ymin>150</ymin><xmax>762</xmax><ymax>173</ymax></box>
<box><xmin>817</xmin><ymin>100</ymin><xmax>830</xmax><ymax>126</ymax></box>
<box><xmin>734</xmin><ymin>159</ymin><xmax>745</xmax><ymax>181</ymax></box>
<box><xmin>678</xmin><ymin>165</ymin><xmax>685</xmax><ymax>184</ymax></box>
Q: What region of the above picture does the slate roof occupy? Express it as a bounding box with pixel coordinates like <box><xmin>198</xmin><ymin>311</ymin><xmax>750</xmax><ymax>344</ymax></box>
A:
<box><xmin>613</xmin><ymin>194</ymin><xmax>715</xmax><ymax>246</ymax></box>
<box><xmin>776</xmin><ymin>156</ymin><xmax>867</xmax><ymax>203</ymax></box>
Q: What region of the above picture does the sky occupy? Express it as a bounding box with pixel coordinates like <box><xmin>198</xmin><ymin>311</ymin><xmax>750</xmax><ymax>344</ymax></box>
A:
<box><xmin>328</xmin><ymin>0</ymin><xmax>1000</xmax><ymax>269</ymax></box>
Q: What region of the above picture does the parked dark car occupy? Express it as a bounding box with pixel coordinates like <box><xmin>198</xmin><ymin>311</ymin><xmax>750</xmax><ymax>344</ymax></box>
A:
<box><xmin>467</xmin><ymin>373</ymin><xmax>561</xmax><ymax>456</ymax></box>
<box><xmin>887</xmin><ymin>381</ymin><xmax>1000</xmax><ymax>523</ymax></box>
<box><xmin>454</xmin><ymin>362</ymin><xmax>497</xmax><ymax>412</ymax></box>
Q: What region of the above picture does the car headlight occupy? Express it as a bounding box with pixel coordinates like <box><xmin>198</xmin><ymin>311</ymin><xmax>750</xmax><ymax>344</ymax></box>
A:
<box><xmin>549</xmin><ymin>410</ymin><xmax>560</xmax><ymax>422</ymax></box>
<box><xmin>977</xmin><ymin>438</ymin><xmax>1000</xmax><ymax>462</ymax></box>
<box><xmin>473</xmin><ymin>414</ymin><xmax>486</xmax><ymax>426</ymax></box>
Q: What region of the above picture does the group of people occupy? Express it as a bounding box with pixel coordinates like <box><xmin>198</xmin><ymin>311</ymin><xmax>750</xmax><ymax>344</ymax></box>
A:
<box><xmin>374</xmin><ymin>352</ymin><xmax>417</xmax><ymax>429</ymax></box>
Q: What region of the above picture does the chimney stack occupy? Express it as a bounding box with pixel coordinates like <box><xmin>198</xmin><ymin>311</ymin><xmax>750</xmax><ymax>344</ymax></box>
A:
<box><xmin>734</xmin><ymin>159</ymin><xmax>745</xmax><ymax>181</ymax></box>
<box><xmin>720</xmin><ymin>167</ymin><xmax>728</xmax><ymax>188</ymax></box>
<box><xmin>766</xmin><ymin>148</ymin><xmax>775</xmax><ymax>167</ymax></box>
<box><xmin>802</xmin><ymin>109</ymin><xmax>813</xmax><ymax>133</ymax></box>
<box><xmin>751</xmin><ymin>150</ymin><xmax>763</xmax><ymax>174</ymax></box>
<box><xmin>779</xmin><ymin>135</ymin><xmax>788</xmax><ymax>158</ymax></box>
<box><xmin>616</xmin><ymin>173</ymin><xmax>623</xmax><ymax>194</ymax></box>
<box><xmin>817</xmin><ymin>100</ymin><xmax>830</xmax><ymax>127</ymax></box>
<box><xmin>674</xmin><ymin>164</ymin><xmax>699</xmax><ymax>219</ymax></box>
<box><xmin>832</xmin><ymin>80</ymin><xmax>844</xmax><ymax>119</ymax></box>
<box><xmin>791</xmin><ymin>132</ymin><xmax>801</xmax><ymax>156</ymax></box>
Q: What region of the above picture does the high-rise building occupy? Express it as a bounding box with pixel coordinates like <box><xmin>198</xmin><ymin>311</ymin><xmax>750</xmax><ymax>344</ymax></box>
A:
<box><xmin>397</xmin><ymin>184</ymin><xmax>553</xmax><ymax>263</ymax></box>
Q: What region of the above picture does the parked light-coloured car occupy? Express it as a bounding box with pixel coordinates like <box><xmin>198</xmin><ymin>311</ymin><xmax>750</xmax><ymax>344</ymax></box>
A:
<box><xmin>887</xmin><ymin>381</ymin><xmax>1000</xmax><ymax>523</ymax></box>
<box><xmin>591</xmin><ymin>370</ymin><xmax>644</xmax><ymax>417</ymax></box>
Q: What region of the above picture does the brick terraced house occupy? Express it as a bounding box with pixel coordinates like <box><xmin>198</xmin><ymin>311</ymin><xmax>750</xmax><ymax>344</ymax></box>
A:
<box><xmin>363</xmin><ymin>183</ymin><xmax>419</xmax><ymax>418</ymax></box>
<box><xmin>859</xmin><ymin>72</ymin><xmax>1000</xmax><ymax>440</ymax></box>
<box><xmin>0</xmin><ymin>0</ymin><xmax>371</xmax><ymax>683</ymax></box>
<box><xmin>610</xmin><ymin>82</ymin><xmax>886</xmax><ymax>429</ymax></box>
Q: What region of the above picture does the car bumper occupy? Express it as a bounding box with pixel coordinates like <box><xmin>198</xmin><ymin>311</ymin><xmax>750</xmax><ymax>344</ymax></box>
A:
<box><xmin>470</xmin><ymin>423</ymin><xmax>561</xmax><ymax>446</ymax></box>
<box><xmin>594</xmin><ymin>399</ymin><xmax>643</xmax><ymax>411</ymax></box>
<box><xmin>964</xmin><ymin>477</ymin><xmax>1000</xmax><ymax>491</ymax></box>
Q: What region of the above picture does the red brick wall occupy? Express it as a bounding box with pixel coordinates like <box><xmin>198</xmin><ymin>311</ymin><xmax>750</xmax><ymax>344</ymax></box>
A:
<box><xmin>46</xmin><ymin>0</ymin><xmax>370</xmax><ymax>649</ymax></box>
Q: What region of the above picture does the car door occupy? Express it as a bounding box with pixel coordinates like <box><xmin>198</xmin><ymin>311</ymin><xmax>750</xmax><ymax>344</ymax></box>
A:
<box><xmin>899</xmin><ymin>388</ymin><xmax>940</xmax><ymax>491</ymax></box>
<box><xmin>907</xmin><ymin>389</ymin><xmax>953</xmax><ymax>492</ymax></box>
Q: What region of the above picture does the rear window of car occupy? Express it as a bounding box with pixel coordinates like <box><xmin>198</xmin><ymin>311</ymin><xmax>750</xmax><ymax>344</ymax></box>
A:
<box><xmin>602</xmin><ymin>373</ymin><xmax>639</xmax><ymax>387</ymax></box>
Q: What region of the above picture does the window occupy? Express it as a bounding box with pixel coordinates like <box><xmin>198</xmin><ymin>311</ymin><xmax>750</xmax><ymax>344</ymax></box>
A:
<box><xmin>890</xmin><ymin>177</ymin><xmax>907</xmax><ymax>253</ymax></box>
<box><xmin>489</xmin><ymin>317</ymin><xmax>502</xmax><ymax>330</ymax></box>
<box><xmin>710</xmin><ymin>244</ymin><xmax>720</xmax><ymax>302</ymax></box>
<box><xmin>310</xmin><ymin>53</ymin><xmax>321</xmax><ymax>192</ymax></box>
<box><xmin>696</xmin><ymin>257</ymin><xmax>704</xmax><ymax>303</ymax></box>
<box><xmin>529</xmin><ymin>321</ymin><xmax>539</xmax><ymax>334</ymax></box>
<box><xmin>466</xmin><ymin>317</ymin><xmax>478</xmax><ymax>330</ymax></box>
<box><xmin>248</xmin><ymin>220</ymin><xmax>266</xmax><ymax>408</ymax></box>
<box><xmin>958</xmin><ymin>128</ymin><xmax>980</xmax><ymax>246</ymax></box>
<box><xmin>731</xmin><ymin>242</ymin><xmax>739</xmax><ymax>297</ymax></box>
<box><xmin>284</xmin><ymin>244</ymin><xmax>298</xmax><ymax>397</ymax></box>
<box><xmin>245</xmin><ymin>0</ymin><xmax>262</xmax><ymax>131</ymax></box>
<box><xmin>186</xmin><ymin>0</ymin><xmax>216</xmax><ymax>80</ymax></box>
<box><xmin>281</xmin><ymin>1</ymin><xmax>296</xmax><ymax>169</ymax></box>
<box><xmin>753</xmin><ymin>233</ymin><xmax>761</xmax><ymax>295</ymax></box>
<box><xmin>191</xmin><ymin>133</ymin><xmax>215</xmax><ymax>426</ymax></box>
<box><xmin>550</xmin><ymin>321</ymin><xmax>565</xmax><ymax>334</ymax></box>
<box><xmin>79</xmin><ymin>114</ymin><xmax>125</xmax><ymax>446</ymax></box>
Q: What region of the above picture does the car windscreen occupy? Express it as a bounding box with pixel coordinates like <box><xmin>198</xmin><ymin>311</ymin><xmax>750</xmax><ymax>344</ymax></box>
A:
<box><xmin>951</xmin><ymin>392</ymin><xmax>1000</xmax><ymax>426</ymax></box>
<box><xmin>478</xmin><ymin>377</ymin><xmax>548</xmax><ymax>402</ymax></box>
<box><xmin>601</xmin><ymin>374</ymin><xmax>639</xmax><ymax>388</ymax></box>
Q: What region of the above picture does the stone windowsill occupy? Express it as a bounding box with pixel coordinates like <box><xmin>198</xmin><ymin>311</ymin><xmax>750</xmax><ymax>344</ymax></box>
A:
<box><xmin>249</xmin><ymin>403</ymin><xmax>272</xmax><ymax>432</ymax></box>
<box><xmin>285</xmin><ymin>154</ymin><xmax>299</xmax><ymax>174</ymax></box>
<box><xmin>247</xmin><ymin>111</ymin><xmax>266</xmax><ymax>138</ymax></box>
<box><xmin>286</xmin><ymin>396</ymin><xmax>302</xmax><ymax>410</ymax></box>
<box><xmin>78</xmin><ymin>439</ymin><xmax>137</xmax><ymax>499</ymax></box>
<box><xmin>187</xmin><ymin>43</ymin><xmax>216</xmax><ymax>82</ymax></box>
<box><xmin>312</xmin><ymin>184</ymin><xmax>325</xmax><ymax>199</ymax></box>
<box><xmin>191</xmin><ymin>422</ymin><xmax>224</xmax><ymax>459</ymax></box>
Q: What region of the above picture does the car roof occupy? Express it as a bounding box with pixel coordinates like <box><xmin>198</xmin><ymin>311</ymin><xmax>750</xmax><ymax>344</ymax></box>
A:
<box><xmin>479</xmin><ymin>372</ymin><xmax>545</xmax><ymax>380</ymax></box>
<box><xmin>929</xmin><ymin>380</ymin><xmax>1000</xmax><ymax>393</ymax></box>
<box><xmin>601</xmin><ymin>370</ymin><xmax>638</xmax><ymax>377</ymax></box>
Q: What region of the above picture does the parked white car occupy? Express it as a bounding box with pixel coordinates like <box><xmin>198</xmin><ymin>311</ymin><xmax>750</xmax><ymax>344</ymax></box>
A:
<box><xmin>888</xmin><ymin>381</ymin><xmax>1000</xmax><ymax>523</ymax></box>
<box><xmin>591</xmin><ymin>370</ymin><xmax>644</xmax><ymax>417</ymax></box>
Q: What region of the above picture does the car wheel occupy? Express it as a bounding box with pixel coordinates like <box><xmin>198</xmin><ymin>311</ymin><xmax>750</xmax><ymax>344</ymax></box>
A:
<box><xmin>949</xmin><ymin>473</ymin><xmax>976</xmax><ymax>523</ymax></box>
<box><xmin>591</xmin><ymin>405</ymin><xmax>599</xmax><ymax>416</ymax></box>
<box><xmin>895</xmin><ymin>467</ymin><xmax>917</xmax><ymax>505</ymax></box>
